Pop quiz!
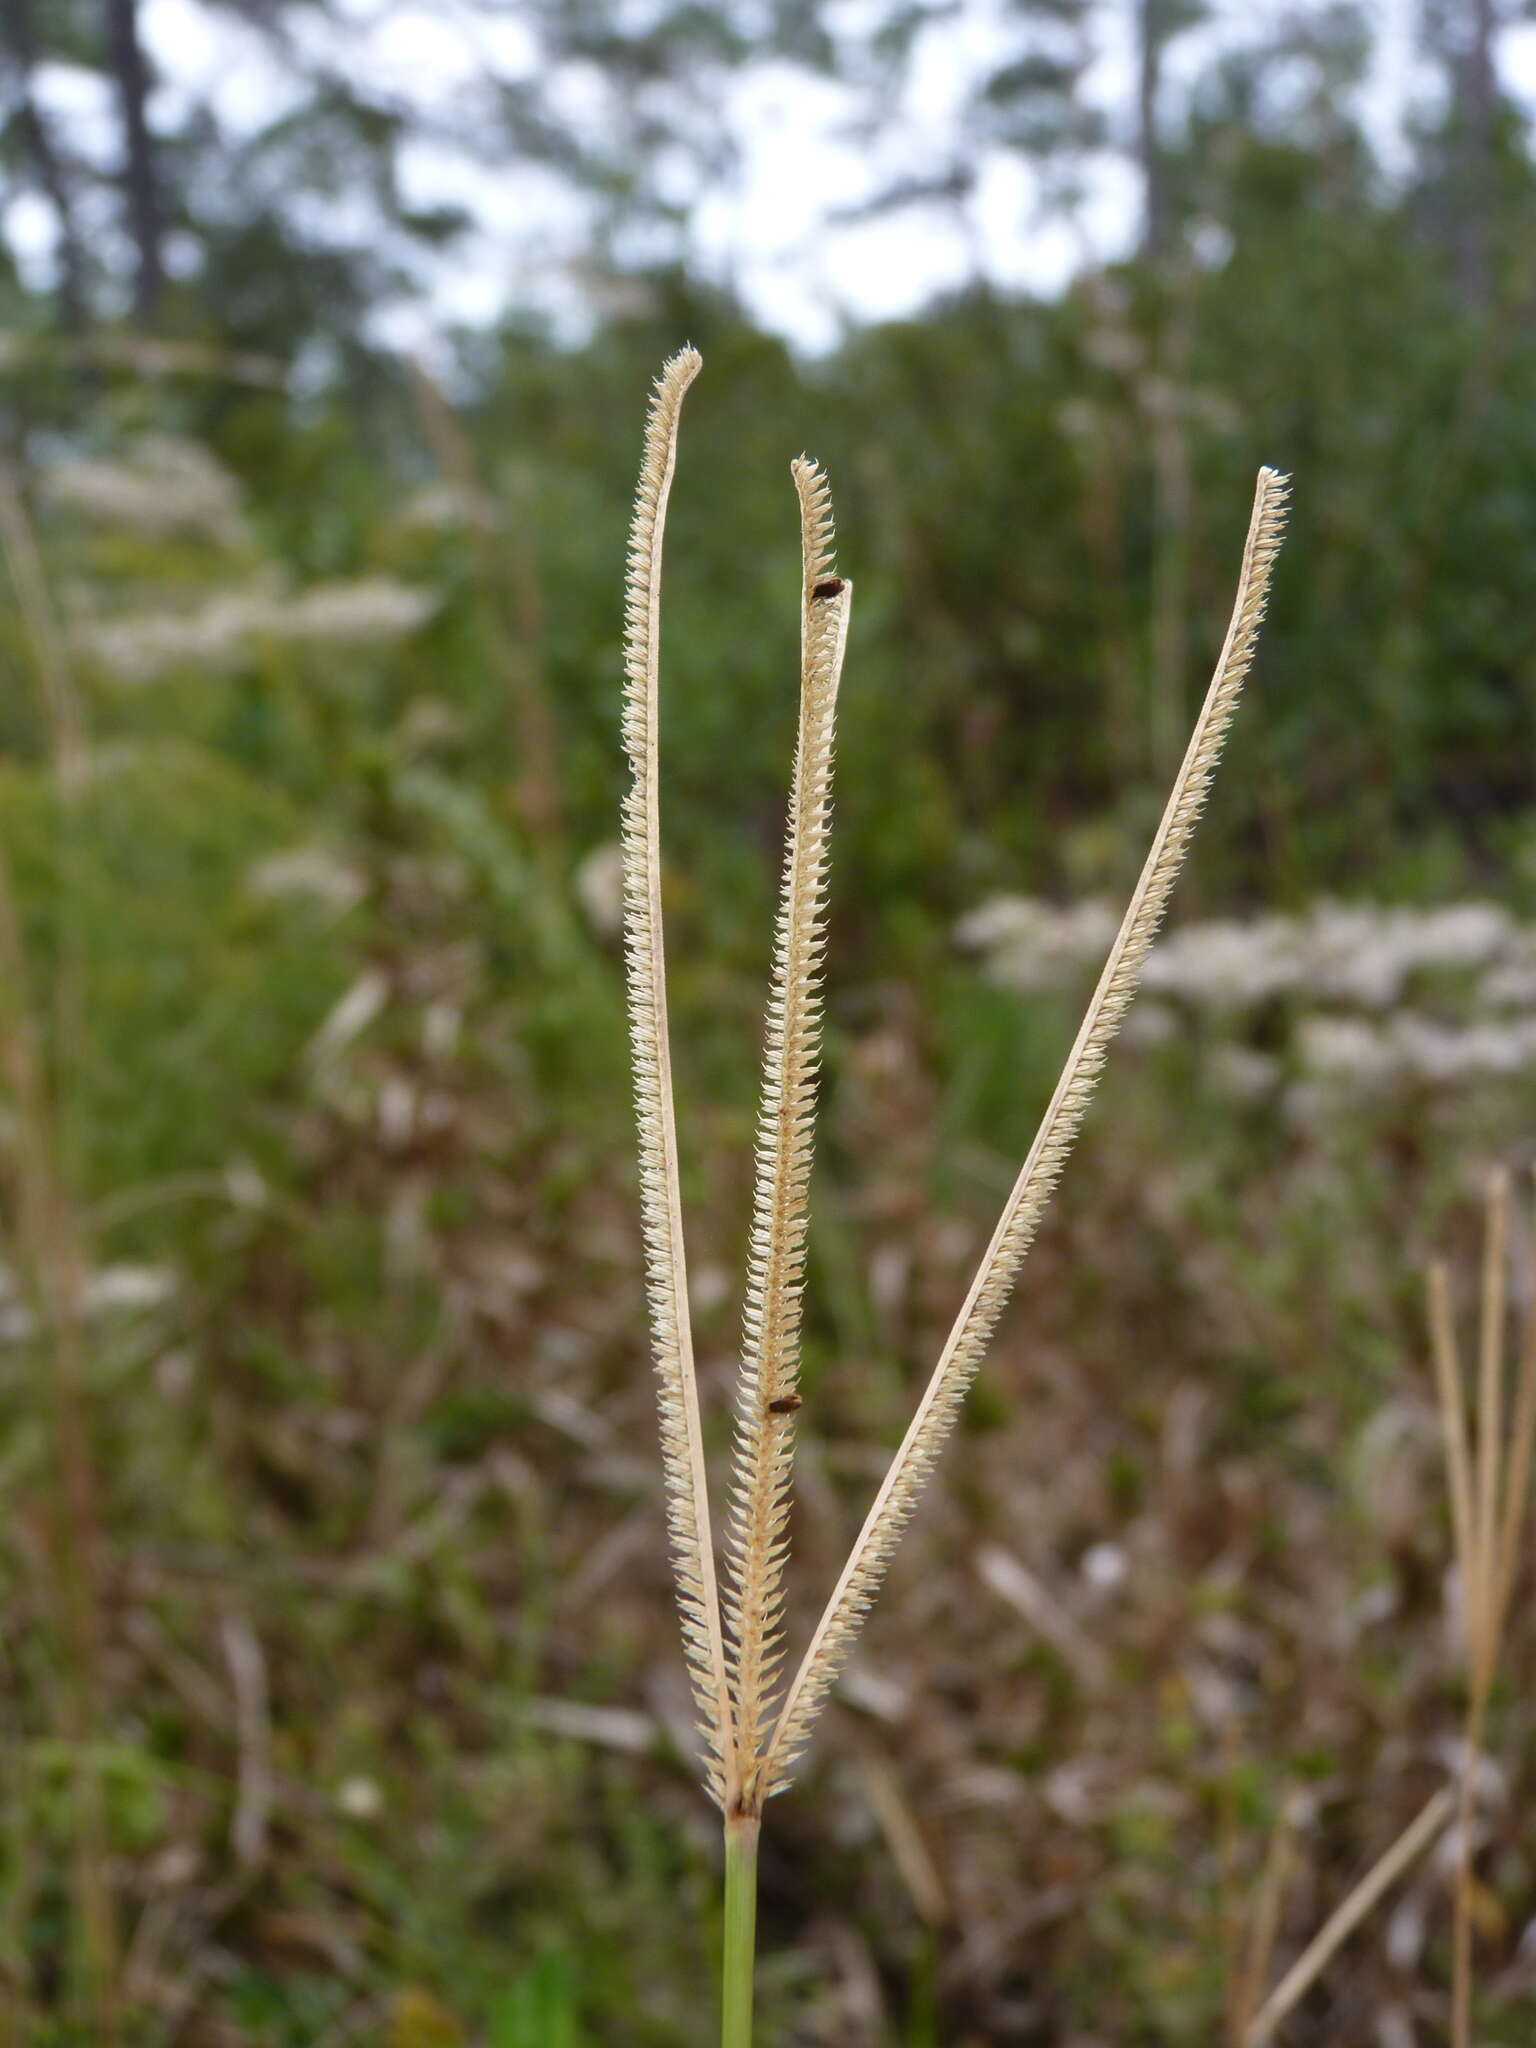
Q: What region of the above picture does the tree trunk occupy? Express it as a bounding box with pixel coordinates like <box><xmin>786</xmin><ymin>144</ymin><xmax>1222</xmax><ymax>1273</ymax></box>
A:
<box><xmin>1452</xmin><ymin>0</ymin><xmax>1497</xmax><ymax>303</ymax></box>
<box><xmin>103</xmin><ymin>0</ymin><xmax>163</xmax><ymax>322</ymax></box>
<box><xmin>1137</xmin><ymin>0</ymin><xmax>1168</xmax><ymax>260</ymax></box>
<box><xmin>0</xmin><ymin>0</ymin><xmax>87</xmax><ymax>327</ymax></box>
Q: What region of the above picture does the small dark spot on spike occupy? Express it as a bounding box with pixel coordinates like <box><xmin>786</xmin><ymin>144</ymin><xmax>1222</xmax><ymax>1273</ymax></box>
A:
<box><xmin>811</xmin><ymin>576</ymin><xmax>845</xmax><ymax>600</ymax></box>
<box><xmin>767</xmin><ymin>1395</ymin><xmax>802</xmax><ymax>1415</ymax></box>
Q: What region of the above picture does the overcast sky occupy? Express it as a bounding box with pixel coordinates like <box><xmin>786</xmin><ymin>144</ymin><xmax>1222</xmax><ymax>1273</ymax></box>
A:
<box><xmin>13</xmin><ymin>0</ymin><xmax>1536</xmax><ymax>353</ymax></box>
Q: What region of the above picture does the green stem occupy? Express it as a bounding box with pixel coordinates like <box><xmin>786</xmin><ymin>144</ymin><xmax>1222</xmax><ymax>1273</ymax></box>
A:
<box><xmin>721</xmin><ymin>1812</ymin><xmax>760</xmax><ymax>2048</ymax></box>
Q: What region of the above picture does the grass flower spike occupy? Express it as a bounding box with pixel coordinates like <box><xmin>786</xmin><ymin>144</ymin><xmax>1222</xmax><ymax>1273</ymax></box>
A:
<box><xmin>619</xmin><ymin>351</ymin><xmax>1287</xmax><ymax>2045</ymax></box>
<box><xmin>619</xmin><ymin>346</ymin><xmax>734</xmax><ymax>1796</ymax></box>
<box><xmin>724</xmin><ymin>457</ymin><xmax>850</xmax><ymax>1812</ymax></box>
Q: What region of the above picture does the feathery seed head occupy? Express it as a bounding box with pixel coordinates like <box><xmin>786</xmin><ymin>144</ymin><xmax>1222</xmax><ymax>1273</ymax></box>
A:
<box><xmin>620</xmin><ymin>362</ymin><xmax>1286</xmax><ymax>1816</ymax></box>
<box><xmin>619</xmin><ymin>346</ymin><xmax>733</xmax><ymax>1805</ymax></box>
<box><xmin>721</xmin><ymin>453</ymin><xmax>852</xmax><ymax>1808</ymax></box>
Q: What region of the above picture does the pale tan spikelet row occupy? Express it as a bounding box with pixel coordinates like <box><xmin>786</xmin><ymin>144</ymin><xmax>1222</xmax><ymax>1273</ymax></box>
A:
<box><xmin>723</xmin><ymin>458</ymin><xmax>852</xmax><ymax>1802</ymax></box>
<box><xmin>618</xmin><ymin>345</ymin><xmax>734</xmax><ymax>1800</ymax></box>
<box><xmin>761</xmin><ymin>466</ymin><xmax>1290</xmax><ymax>1794</ymax></box>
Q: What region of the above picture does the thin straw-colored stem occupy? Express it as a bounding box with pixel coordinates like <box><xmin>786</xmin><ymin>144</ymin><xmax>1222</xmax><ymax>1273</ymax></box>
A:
<box><xmin>724</xmin><ymin>461</ymin><xmax>850</xmax><ymax>1807</ymax></box>
<box><xmin>1244</xmin><ymin>1785</ymin><xmax>1454</xmax><ymax>2046</ymax></box>
<box><xmin>721</xmin><ymin>1814</ymin><xmax>760</xmax><ymax>2048</ymax></box>
<box><xmin>1429</xmin><ymin>1226</ymin><xmax>1500</xmax><ymax>2048</ymax></box>
<box><xmin>0</xmin><ymin>465</ymin><xmax>116</xmax><ymax>2036</ymax></box>
<box><xmin>0</xmin><ymin>462</ymin><xmax>85</xmax><ymax>794</ymax></box>
<box><xmin>1451</xmin><ymin>1691</ymin><xmax>1486</xmax><ymax>2048</ymax></box>
<box><xmin>0</xmin><ymin>460</ymin><xmax>89</xmax><ymax>1149</ymax></box>
<box><xmin>0</xmin><ymin>861</ymin><xmax>118</xmax><ymax>2038</ymax></box>
<box><xmin>762</xmin><ymin>466</ymin><xmax>1289</xmax><ymax>1795</ymax></box>
<box><xmin>1492</xmin><ymin>1288</ymin><xmax>1536</xmax><ymax>1645</ymax></box>
<box><xmin>619</xmin><ymin>347</ymin><xmax>735</xmax><ymax>1800</ymax></box>
<box><xmin>1445</xmin><ymin>1168</ymin><xmax>1536</xmax><ymax>2048</ymax></box>
<box><xmin>1233</xmin><ymin>1796</ymin><xmax>1298</xmax><ymax>2043</ymax></box>
<box><xmin>1473</xmin><ymin>1168</ymin><xmax>1508</xmax><ymax>1688</ymax></box>
<box><xmin>1428</xmin><ymin>1263</ymin><xmax>1476</xmax><ymax>1604</ymax></box>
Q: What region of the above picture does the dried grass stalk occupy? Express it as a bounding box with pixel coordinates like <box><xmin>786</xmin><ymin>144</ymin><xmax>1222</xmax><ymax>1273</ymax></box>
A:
<box><xmin>1243</xmin><ymin>1786</ymin><xmax>1455</xmax><ymax>2047</ymax></box>
<box><xmin>1429</xmin><ymin>1262</ymin><xmax>1477</xmax><ymax>1601</ymax></box>
<box><xmin>1243</xmin><ymin>1176</ymin><xmax>1536</xmax><ymax>2045</ymax></box>
<box><xmin>1425</xmin><ymin>1170</ymin><xmax>1536</xmax><ymax>2048</ymax></box>
<box><xmin>1474</xmin><ymin>1167</ymin><xmax>1509</xmax><ymax>1682</ymax></box>
<box><xmin>1493</xmin><ymin>1270</ymin><xmax>1536</xmax><ymax>1635</ymax></box>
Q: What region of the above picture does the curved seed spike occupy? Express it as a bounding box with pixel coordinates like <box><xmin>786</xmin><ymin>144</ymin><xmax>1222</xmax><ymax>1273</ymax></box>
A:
<box><xmin>723</xmin><ymin>458</ymin><xmax>851</xmax><ymax>1811</ymax></box>
<box><xmin>761</xmin><ymin>466</ymin><xmax>1290</xmax><ymax>1796</ymax></box>
<box><xmin>620</xmin><ymin>347</ymin><xmax>734</xmax><ymax>1804</ymax></box>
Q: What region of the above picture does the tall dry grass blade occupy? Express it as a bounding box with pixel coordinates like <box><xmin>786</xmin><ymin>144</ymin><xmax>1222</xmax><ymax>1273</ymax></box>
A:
<box><xmin>1422</xmin><ymin>1179</ymin><xmax>1534</xmax><ymax>2048</ymax></box>
<box><xmin>0</xmin><ymin>464</ymin><xmax>116</xmax><ymax>2035</ymax></box>
<box><xmin>619</xmin><ymin>346</ymin><xmax>734</xmax><ymax>1798</ymax></box>
<box><xmin>0</xmin><ymin>462</ymin><xmax>85</xmax><ymax>794</ymax></box>
<box><xmin>762</xmin><ymin>466</ymin><xmax>1289</xmax><ymax>1794</ymax></box>
<box><xmin>1231</xmin><ymin>1794</ymin><xmax>1298</xmax><ymax>2044</ymax></box>
<box><xmin>1428</xmin><ymin>1262</ymin><xmax>1476</xmax><ymax>1603</ymax></box>
<box><xmin>1440</xmin><ymin>1169</ymin><xmax>1536</xmax><ymax>2048</ymax></box>
<box><xmin>0</xmin><ymin>858</ymin><xmax>118</xmax><ymax>2038</ymax></box>
<box><xmin>1492</xmin><ymin>1271</ymin><xmax>1536</xmax><ymax>1641</ymax></box>
<box><xmin>1236</xmin><ymin>1802</ymin><xmax>1302</xmax><ymax>2039</ymax></box>
<box><xmin>724</xmin><ymin>459</ymin><xmax>851</xmax><ymax>1807</ymax></box>
<box><xmin>1474</xmin><ymin>1168</ymin><xmax>1509</xmax><ymax>1685</ymax></box>
<box><xmin>0</xmin><ymin>458</ymin><xmax>91</xmax><ymax>1176</ymax></box>
<box><xmin>1244</xmin><ymin>1785</ymin><xmax>1455</xmax><ymax>2046</ymax></box>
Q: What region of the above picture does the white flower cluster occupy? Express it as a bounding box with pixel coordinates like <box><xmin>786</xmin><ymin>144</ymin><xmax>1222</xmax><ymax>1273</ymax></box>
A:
<box><xmin>43</xmin><ymin>436</ymin><xmax>249</xmax><ymax>550</ymax></box>
<box><xmin>959</xmin><ymin>894</ymin><xmax>1536</xmax><ymax>1109</ymax></box>
<box><xmin>75</xmin><ymin>576</ymin><xmax>438</xmax><ymax>684</ymax></box>
<box><xmin>246</xmin><ymin>845</ymin><xmax>367</xmax><ymax>916</ymax></box>
<box><xmin>279</xmin><ymin>578</ymin><xmax>439</xmax><ymax>646</ymax></box>
<box><xmin>954</xmin><ymin>896</ymin><xmax>1121</xmax><ymax>991</ymax></box>
<box><xmin>1142</xmin><ymin>901</ymin><xmax>1512</xmax><ymax>1010</ymax></box>
<box><xmin>1299</xmin><ymin>1013</ymin><xmax>1536</xmax><ymax>1087</ymax></box>
<box><xmin>1479</xmin><ymin>931</ymin><xmax>1536</xmax><ymax>1009</ymax></box>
